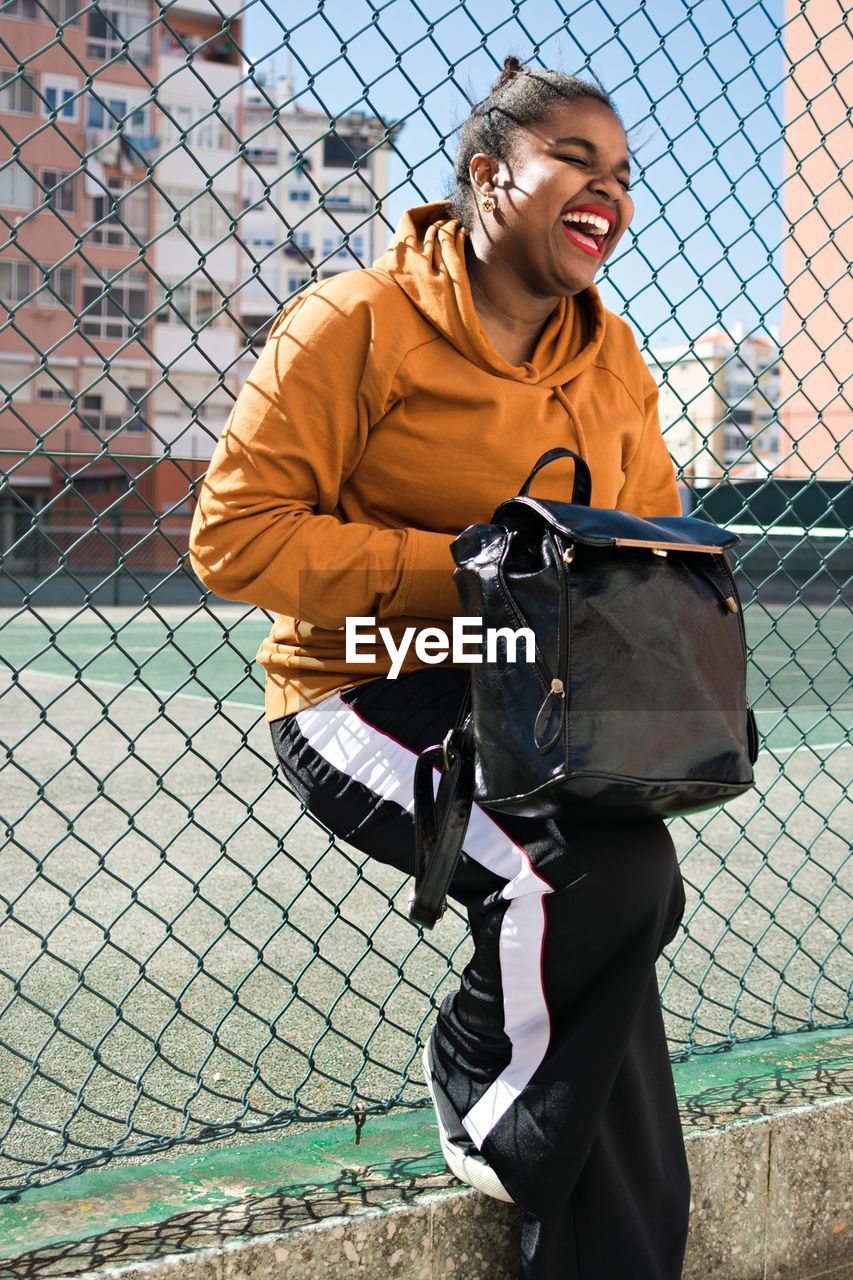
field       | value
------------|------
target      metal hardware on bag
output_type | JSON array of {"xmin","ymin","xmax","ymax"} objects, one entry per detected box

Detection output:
[
  {"xmin": 651, "ymin": 547, "xmax": 668, "ymax": 557},
  {"xmin": 612, "ymin": 537, "xmax": 723, "ymax": 553},
  {"xmin": 441, "ymin": 728, "xmax": 454, "ymax": 771},
  {"xmin": 562, "ymin": 544, "xmax": 575, "ymax": 564},
  {"xmin": 724, "ymin": 596, "xmax": 739, "ymax": 613},
  {"xmin": 550, "ymin": 678, "xmax": 565, "ymax": 695}
]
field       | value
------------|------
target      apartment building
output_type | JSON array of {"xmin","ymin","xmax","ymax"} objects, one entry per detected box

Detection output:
[
  {"xmin": 1, "ymin": 0, "xmax": 159, "ymax": 536},
  {"xmin": 1, "ymin": 21, "xmax": 401, "ymax": 530},
  {"xmin": 146, "ymin": 0, "xmax": 246, "ymax": 508},
  {"xmin": 239, "ymin": 72, "xmax": 400, "ymax": 340},
  {"xmin": 645, "ymin": 324, "xmax": 782, "ymax": 488}
]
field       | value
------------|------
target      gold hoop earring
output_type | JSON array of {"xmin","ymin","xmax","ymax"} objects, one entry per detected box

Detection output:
[{"xmin": 481, "ymin": 195, "xmax": 496, "ymax": 213}]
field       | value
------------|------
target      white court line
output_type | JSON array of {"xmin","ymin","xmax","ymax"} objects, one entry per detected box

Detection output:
[
  {"xmin": 0, "ymin": 665, "xmax": 263, "ymax": 710},
  {"xmin": 2, "ymin": 669, "xmax": 847, "ymax": 752},
  {"xmin": 769, "ymin": 740, "xmax": 849, "ymax": 756},
  {"xmin": 6, "ymin": 667, "xmax": 847, "ymax": 715}
]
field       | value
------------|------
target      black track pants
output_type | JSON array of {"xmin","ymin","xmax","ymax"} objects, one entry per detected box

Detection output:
[{"xmin": 269, "ymin": 666, "xmax": 691, "ymax": 1280}]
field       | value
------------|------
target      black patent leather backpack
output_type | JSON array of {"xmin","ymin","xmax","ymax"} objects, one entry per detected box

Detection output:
[{"xmin": 409, "ymin": 447, "xmax": 760, "ymax": 929}]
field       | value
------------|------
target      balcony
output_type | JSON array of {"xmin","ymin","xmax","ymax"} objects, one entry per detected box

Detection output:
[
  {"xmin": 324, "ymin": 195, "xmax": 370, "ymax": 213},
  {"xmin": 84, "ymin": 129, "xmax": 159, "ymax": 169},
  {"xmin": 245, "ymin": 148, "xmax": 279, "ymax": 166}
]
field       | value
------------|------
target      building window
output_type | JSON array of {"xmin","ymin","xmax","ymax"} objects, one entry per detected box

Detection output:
[
  {"xmin": 195, "ymin": 285, "xmax": 224, "ymax": 327},
  {"xmin": 246, "ymin": 145, "xmax": 278, "ymax": 165},
  {"xmin": 322, "ymin": 234, "xmax": 363, "ymax": 260},
  {"xmin": 289, "ymin": 189, "xmax": 311, "ymax": 202},
  {"xmin": 42, "ymin": 76, "xmax": 79, "ymax": 121},
  {"xmin": 41, "ymin": 169, "xmax": 77, "ymax": 213},
  {"xmin": 154, "ymin": 187, "xmax": 237, "ymax": 240},
  {"xmin": 288, "ymin": 148, "xmax": 311, "ymax": 175},
  {"xmin": 37, "ymin": 264, "xmax": 75, "ymax": 308},
  {"xmin": 194, "ymin": 191, "xmax": 233, "ymax": 240},
  {"xmin": 325, "ymin": 184, "xmax": 370, "ymax": 213},
  {"xmin": 86, "ymin": 92, "xmax": 148, "ymax": 134},
  {"xmin": 160, "ymin": 102, "xmax": 193, "ymax": 142},
  {"xmin": 80, "ymin": 384, "xmax": 146, "ymax": 434},
  {"xmin": 0, "ymin": 68, "xmax": 36, "ymax": 114},
  {"xmin": 9, "ymin": 0, "xmax": 81, "ymax": 20},
  {"xmin": 81, "ymin": 270, "xmax": 147, "ymax": 339},
  {"xmin": 74, "ymin": 473, "xmax": 126, "ymax": 493},
  {"xmin": 86, "ymin": 177, "xmax": 148, "ymax": 247},
  {"xmin": 155, "ymin": 279, "xmax": 192, "ymax": 326},
  {"xmin": 0, "ymin": 360, "xmax": 34, "ymax": 401},
  {"xmin": 154, "ymin": 278, "xmax": 228, "ymax": 330},
  {"xmin": 194, "ymin": 110, "xmax": 233, "ymax": 151},
  {"xmin": 284, "ymin": 229, "xmax": 312, "ymax": 258},
  {"xmin": 0, "ymin": 260, "xmax": 33, "ymax": 304},
  {"xmin": 286, "ymin": 275, "xmax": 309, "ymax": 294},
  {"xmin": 723, "ymin": 425, "xmax": 751, "ymax": 461},
  {"xmin": 124, "ymin": 387, "xmax": 146, "ymax": 431},
  {"xmin": 87, "ymin": 0, "xmax": 152, "ymax": 65},
  {"xmin": 160, "ymin": 105, "xmax": 235, "ymax": 151},
  {"xmin": 4, "ymin": 0, "xmax": 38, "ymax": 18},
  {"xmin": 322, "ymin": 131, "xmax": 369, "ymax": 170},
  {"xmin": 36, "ymin": 371, "xmax": 71, "ymax": 399},
  {"xmin": 0, "ymin": 164, "xmax": 35, "ymax": 210},
  {"xmin": 46, "ymin": 0, "xmax": 82, "ymax": 23}
]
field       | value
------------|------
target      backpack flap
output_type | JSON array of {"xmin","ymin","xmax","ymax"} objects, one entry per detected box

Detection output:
[{"xmin": 491, "ymin": 495, "xmax": 741, "ymax": 554}]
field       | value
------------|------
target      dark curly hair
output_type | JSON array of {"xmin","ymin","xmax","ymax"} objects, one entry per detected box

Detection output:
[{"xmin": 447, "ymin": 55, "xmax": 623, "ymax": 232}]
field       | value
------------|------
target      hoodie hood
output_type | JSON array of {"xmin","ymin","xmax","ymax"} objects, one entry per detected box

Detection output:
[{"xmin": 372, "ymin": 200, "xmax": 607, "ymax": 390}]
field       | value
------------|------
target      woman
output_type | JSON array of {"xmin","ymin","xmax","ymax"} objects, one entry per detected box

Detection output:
[{"xmin": 189, "ymin": 57, "xmax": 691, "ymax": 1280}]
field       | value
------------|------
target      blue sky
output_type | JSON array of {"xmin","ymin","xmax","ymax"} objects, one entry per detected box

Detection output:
[{"xmin": 244, "ymin": 0, "xmax": 788, "ymax": 352}]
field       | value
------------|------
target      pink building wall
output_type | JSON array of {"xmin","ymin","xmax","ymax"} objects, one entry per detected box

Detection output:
[
  {"xmin": 1, "ymin": 10, "xmax": 158, "ymax": 505},
  {"xmin": 778, "ymin": 0, "xmax": 852, "ymax": 481}
]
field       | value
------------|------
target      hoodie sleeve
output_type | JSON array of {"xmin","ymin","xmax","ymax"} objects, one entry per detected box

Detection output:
[
  {"xmin": 188, "ymin": 276, "xmax": 458, "ymax": 630},
  {"xmin": 616, "ymin": 360, "xmax": 682, "ymax": 518}
]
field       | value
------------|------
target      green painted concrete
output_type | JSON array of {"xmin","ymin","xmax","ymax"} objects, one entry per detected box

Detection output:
[
  {"xmin": 671, "ymin": 1025, "xmax": 852, "ymax": 1097},
  {"xmin": 2, "ymin": 1027, "xmax": 850, "ymax": 1260}
]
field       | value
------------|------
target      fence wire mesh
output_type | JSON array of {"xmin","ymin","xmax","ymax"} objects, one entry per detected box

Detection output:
[{"xmin": 0, "ymin": 0, "xmax": 850, "ymax": 1203}]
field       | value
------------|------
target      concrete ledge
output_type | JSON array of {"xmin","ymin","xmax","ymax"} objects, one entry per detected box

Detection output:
[{"xmin": 1, "ymin": 1028, "xmax": 850, "ymax": 1280}]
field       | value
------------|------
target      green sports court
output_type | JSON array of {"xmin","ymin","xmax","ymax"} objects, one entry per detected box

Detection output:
[{"xmin": 1, "ymin": 595, "xmax": 849, "ymax": 1199}]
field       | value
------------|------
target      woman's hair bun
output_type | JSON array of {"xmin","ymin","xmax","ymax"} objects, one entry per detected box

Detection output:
[{"xmin": 493, "ymin": 55, "xmax": 525, "ymax": 92}]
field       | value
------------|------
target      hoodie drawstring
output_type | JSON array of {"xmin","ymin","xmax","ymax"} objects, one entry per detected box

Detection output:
[{"xmin": 552, "ymin": 384, "xmax": 590, "ymax": 474}]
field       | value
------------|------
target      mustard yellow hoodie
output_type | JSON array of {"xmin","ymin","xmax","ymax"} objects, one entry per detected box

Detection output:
[{"xmin": 188, "ymin": 201, "xmax": 681, "ymax": 721}]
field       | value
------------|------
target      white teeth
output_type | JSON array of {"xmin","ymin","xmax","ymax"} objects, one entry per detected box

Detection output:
[{"xmin": 561, "ymin": 211, "xmax": 610, "ymax": 236}]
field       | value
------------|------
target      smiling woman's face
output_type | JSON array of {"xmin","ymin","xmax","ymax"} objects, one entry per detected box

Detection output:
[{"xmin": 470, "ymin": 96, "xmax": 635, "ymax": 298}]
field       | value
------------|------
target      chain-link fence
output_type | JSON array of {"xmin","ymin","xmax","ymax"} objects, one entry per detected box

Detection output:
[{"xmin": 0, "ymin": 0, "xmax": 850, "ymax": 1204}]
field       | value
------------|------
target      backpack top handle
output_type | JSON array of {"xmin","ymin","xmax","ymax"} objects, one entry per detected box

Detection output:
[{"xmin": 518, "ymin": 447, "xmax": 592, "ymax": 507}]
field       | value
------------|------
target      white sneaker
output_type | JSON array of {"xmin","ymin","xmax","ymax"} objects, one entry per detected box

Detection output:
[{"xmin": 422, "ymin": 1032, "xmax": 515, "ymax": 1203}]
